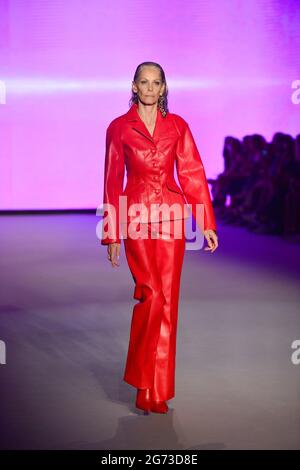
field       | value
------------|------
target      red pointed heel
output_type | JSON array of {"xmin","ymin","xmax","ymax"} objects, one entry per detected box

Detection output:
[
  {"xmin": 150, "ymin": 400, "xmax": 169, "ymax": 414},
  {"xmin": 136, "ymin": 388, "xmax": 152, "ymax": 413}
]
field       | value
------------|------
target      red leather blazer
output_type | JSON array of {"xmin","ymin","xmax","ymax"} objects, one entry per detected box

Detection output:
[{"xmin": 101, "ymin": 102, "xmax": 217, "ymax": 244}]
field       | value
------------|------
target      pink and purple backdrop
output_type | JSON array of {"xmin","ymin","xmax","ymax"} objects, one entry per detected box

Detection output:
[{"xmin": 0, "ymin": 0, "xmax": 299, "ymax": 209}]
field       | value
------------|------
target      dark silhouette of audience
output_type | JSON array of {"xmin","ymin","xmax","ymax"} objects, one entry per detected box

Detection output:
[{"xmin": 208, "ymin": 132, "xmax": 300, "ymax": 239}]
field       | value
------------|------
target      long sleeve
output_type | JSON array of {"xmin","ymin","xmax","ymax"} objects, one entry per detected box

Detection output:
[
  {"xmin": 101, "ymin": 121, "xmax": 125, "ymax": 245},
  {"xmin": 175, "ymin": 120, "xmax": 217, "ymax": 233}
]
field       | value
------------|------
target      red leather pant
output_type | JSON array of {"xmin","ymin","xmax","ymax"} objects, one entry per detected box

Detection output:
[{"xmin": 122, "ymin": 218, "xmax": 186, "ymax": 401}]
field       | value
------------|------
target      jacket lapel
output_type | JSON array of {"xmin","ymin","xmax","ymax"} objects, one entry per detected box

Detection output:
[{"xmin": 125, "ymin": 102, "xmax": 163, "ymax": 143}]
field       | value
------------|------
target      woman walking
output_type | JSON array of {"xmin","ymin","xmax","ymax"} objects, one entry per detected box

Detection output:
[{"xmin": 101, "ymin": 61, "xmax": 218, "ymax": 414}]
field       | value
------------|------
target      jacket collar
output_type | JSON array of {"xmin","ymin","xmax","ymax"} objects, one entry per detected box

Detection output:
[{"xmin": 125, "ymin": 102, "xmax": 165, "ymax": 143}]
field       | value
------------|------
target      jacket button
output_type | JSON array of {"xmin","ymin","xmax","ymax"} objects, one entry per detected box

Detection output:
[
  {"xmin": 152, "ymin": 162, "xmax": 158, "ymax": 167},
  {"xmin": 153, "ymin": 175, "xmax": 158, "ymax": 180},
  {"xmin": 154, "ymin": 189, "xmax": 160, "ymax": 194},
  {"xmin": 151, "ymin": 149, "xmax": 156, "ymax": 154}
]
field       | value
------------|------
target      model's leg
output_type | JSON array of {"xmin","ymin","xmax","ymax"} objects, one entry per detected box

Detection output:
[
  {"xmin": 151, "ymin": 218, "xmax": 186, "ymax": 402},
  {"xmin": 123, "ymin": 223, "xmax": 166, "ymax": 389}
]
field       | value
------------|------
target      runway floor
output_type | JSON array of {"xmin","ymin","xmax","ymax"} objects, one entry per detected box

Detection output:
[{"xmin": 0, "ymin": 213, "xmax": 299, "ymax": 450}]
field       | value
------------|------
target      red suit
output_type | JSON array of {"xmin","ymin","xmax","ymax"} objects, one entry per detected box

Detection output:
[{"xmin": 101, "ymin": 102, "xmax": 217, "ymax": 401}]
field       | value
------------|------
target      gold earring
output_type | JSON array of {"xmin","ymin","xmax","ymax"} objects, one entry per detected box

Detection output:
[{"xmin": 158, "ymin": 95, "xmax": 167, "ymax": 117}]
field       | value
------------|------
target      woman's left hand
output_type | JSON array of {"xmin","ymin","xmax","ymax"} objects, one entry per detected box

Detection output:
[{"xmin": 203, "ymin": 229, "xmax": 219, "ymax": 253}]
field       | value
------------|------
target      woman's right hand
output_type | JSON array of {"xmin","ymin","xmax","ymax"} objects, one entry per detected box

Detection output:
[{"xmin": 107, "ymin": 242, "xmax": 121, "ymax": 267}]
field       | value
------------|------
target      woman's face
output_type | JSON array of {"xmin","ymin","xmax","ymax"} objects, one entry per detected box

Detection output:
[{"xmin": 132, "ymin": 66, "xmax": 165, "ymax": 106}]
